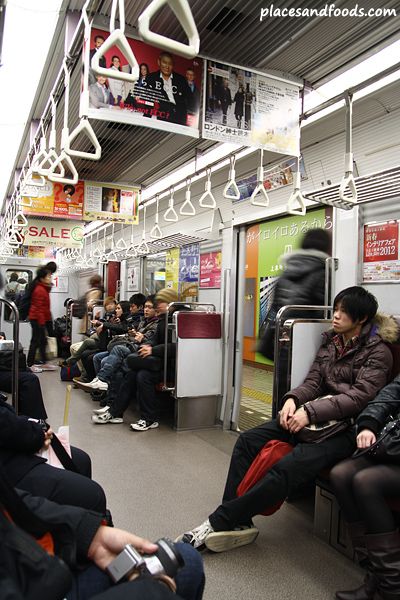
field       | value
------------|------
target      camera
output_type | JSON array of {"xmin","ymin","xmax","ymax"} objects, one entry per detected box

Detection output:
[{"xmin": 106, "ymin": 538, "xmax": 184, "ymax": 584}]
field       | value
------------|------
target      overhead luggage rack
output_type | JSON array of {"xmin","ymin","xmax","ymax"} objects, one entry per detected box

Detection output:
[
  {"xmin": 136, "ymin": 232, "xmax": 207, "ymax": 254},
  {"xmin": 304, "ymin": 165, "xmax": 400, "ymax": 210}
]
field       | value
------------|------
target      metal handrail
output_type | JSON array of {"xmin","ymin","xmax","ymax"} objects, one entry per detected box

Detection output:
[
  {"xmin": 163, "ymin": 302, "xmax": 216, "ymax": 391},
  {"xmin": 0, "ymin": 297, "xmax": 20, "ymax": 413}
]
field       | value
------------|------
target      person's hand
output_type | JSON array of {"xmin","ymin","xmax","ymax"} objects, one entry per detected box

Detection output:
[
  {"xmin": 139, "ymin": 345, "xmax": 152, "ymax": 358},
  {"xmin": 279, "ymin": 398, "xmax": 297, "ymax": 430},
  {"xmin": 96, "ymin": 325, "xmax": 103, "ymax": 335},
  {"xmin": 88, "ymin": 526, "xmax": 158, "ymax": 571},
  {"xmin": 91, "ymin": 320, "xmax": 101, "ymax": 326},
  {"xmin": 357, "ymin": 429, "xmax": 376, "ymax": 448},
  {"xmin": 134, "ymin": 332, "xmax": 144, "ymax": 343},
  {"xmin": 41, "ymin": 427, "xmax": 54, "ymax": 450},
  {"xmin": 288, "ymin": 407, "xmax": 310, "ymax": 433}
]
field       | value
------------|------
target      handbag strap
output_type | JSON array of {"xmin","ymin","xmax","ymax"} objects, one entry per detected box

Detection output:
[
  {"xmin": 353, "ymin": 419, "xmax": 400, "ymax": 459},
  {"xmin": 50, "ymin": 434, "xmax": 79, "ymax": 473}
]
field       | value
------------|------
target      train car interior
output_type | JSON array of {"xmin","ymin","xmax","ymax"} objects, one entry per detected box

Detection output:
[{"xmin": 1, "ymin": 1, "xmax": 400, "ymax": 598}]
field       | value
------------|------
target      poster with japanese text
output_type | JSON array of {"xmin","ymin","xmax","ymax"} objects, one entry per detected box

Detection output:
[
  {"xmin": 203, "ymin": 60, "xmax": 300, "ymax": 155},
  {"xmin": 200, "ymin": 251, "xmax": 222, "ymax": 288},
  {"xmin": 362, "ymin": 222, "xmax": 400, "ymax": 282},
  {"xmin": 82, "ymin": 28, "xmax": 203, "ymax": 138},
  {"xmin": 21, "ymin": 219, "xmax": 84, "ymax": 248},
  {"xmin": 179, "ymin": 243, "xmax": 199, "ymax": 283},
  {"xmin": 84, "ymin": 182, "xmax": 139, "ymax": 224},
  {"xmin": 243, "ymin": 208, "xmax": 331, "ymax": 365},
  {"xmin": 127, "ymin": 259, "xmax": 140, "ymax": 292},
  {"xmin": 165, "ymin": 248, "xmax": 180, "ymax": 291},
  {"xmin": 22, "ymin": 179, "xmax": 84, "ymax": 219}
]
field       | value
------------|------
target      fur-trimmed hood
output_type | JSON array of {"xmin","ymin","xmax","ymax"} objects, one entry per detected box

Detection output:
[{"xmin": 372, "ymin": 313, "xmax": 400, "ymax": 344}]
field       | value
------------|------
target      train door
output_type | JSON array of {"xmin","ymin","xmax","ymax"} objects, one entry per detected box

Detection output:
[{"xmin": 227, "ymin": 208, "xmax": 333, "ymax": 431}]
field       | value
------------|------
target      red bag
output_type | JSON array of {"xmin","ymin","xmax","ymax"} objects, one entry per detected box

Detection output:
[{"xmin": 237, "ymin": 439, "xmax": 294, "ymax": 516}]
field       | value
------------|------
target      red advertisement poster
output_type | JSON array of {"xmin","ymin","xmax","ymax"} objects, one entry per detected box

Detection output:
[
  {"xmin": 363, "ymin": 222, "xmax": 400, "ymax": 282},
  {"xmin": 200, "ymin": 252, "xmax": 222, "ymax": 288}
]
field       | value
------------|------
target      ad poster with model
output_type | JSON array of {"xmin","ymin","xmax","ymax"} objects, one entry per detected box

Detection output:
[
  {"xmin": 82, "ymin": 28, "xmax": 203, "ymax": 138},
  {"xmin": 199, "ymin": 251, "xmax": 222, "ymax": 288},
  {"xmin": 363, "ymin": 221, "xmax": 400, "ymax": 282},
  {"xmin": 202, "ymin": 59, "xmax": 300, "ymax": 156},
  {"xmin": 84, "ymin": 182, "xmax": 140, "ymax": 224},
  {"xmin": 22, "ymin": 179, "xmax": 84, "ymax": 219}
]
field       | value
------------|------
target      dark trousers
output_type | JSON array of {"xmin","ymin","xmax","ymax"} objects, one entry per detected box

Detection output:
[
  {"xmin": 27, "ymin": 320, "xmax": 47, "ymax": 366},
  {"xmin": 81, "ymin": 350, "xmax": 98, "ymax": 381},
  {"xmin": 331, "ymin": 456, "xmax": 400, "ymax": 533},
  {"xmin": 110, "ymin": 369, "xmax": 160, "ymax": 422},
  {"xmin": 209, "ymin": 419, "xmax": 356, "ymax": 531},
  {"xmin": 16, "ymin": 447, "xmax": 107, "ymax": 514},
  {"xmin": 0, "ymin": 370, "xmax": 47, "ymax": 419}
]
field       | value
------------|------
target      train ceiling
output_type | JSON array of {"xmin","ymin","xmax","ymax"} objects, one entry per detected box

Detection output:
[{"xmin": 4, "ymin": 0, "xmax": 400, "ymax": 204}]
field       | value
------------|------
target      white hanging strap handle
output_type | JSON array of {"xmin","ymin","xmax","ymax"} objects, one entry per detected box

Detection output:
[
  {"xmin": 91, "ymin": 0, "xmax": 139, "ymax": 83},
  {"xmin": 80, "ymin": 0, "xmax": 92, "ymax": 117},
  {"xmin": 137, "ymin": 204, "xmax": 150, "ymax": 254},
  {"xmin": 12, "ymin": 211, "xmax": 28, "ymax": 228},
  {"xmin": 38, "ymin": 96, "xmax": 65, "ymax": 177},
  {"xmin": 199, "ymin": 168, "xmax": 216, "ymax": 208},
  {"xmin": 116, "ymin": 224, "xmax": 128, "ymax": 250},
  {"xmin": 138, "ymin": 0, "xmax": 200, "ymax": 59},
  {"xmin": 223, "ymin": 155, "xmax": 240, "ymax": 200},
  {"xmin": 47, "ymin": 151, "xmax": 79, "ymax": 184},
  {"xmin": 251, "ymin": 150, "xmax": 269, "ymax": 207},
  {"xmin": 66, "ymin": 119, "xmax": 102, "ymax": 161},
  {"xmin": 150, "ymin": 195, "xmax": 163, "ymax": 239},
  {"xmin": 17, "ymin": 194, "xmax": 33, "ymax": 209},
  {"xmin": 287, "ymin": 170, "xmax": 306, "ymax": 216},
  {"xmin": 126, "ymin": 222, "xmax": 138, "ymax": 256},
  {"xmin": 180, "ymin": 178, "xmax": 196, "ymax": 216},
  {"xmin": 31, "ymin": 121, "xmax": 49, "ymax": 175},
  {"xmin": 339, "ymin": 94, "xmax": 357, "ymax": 203},
  {"xmin": 164, "ymin": 188, "xmax": 179, "ymax": 222}
]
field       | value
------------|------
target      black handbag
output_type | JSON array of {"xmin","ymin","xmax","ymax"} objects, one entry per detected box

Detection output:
[
  {"xmin": 296, "ymin": 395, "xmax": 353, "ymax": 444},
  {"xmin": 353, "ymin": 419, "xmax": 400, "ymax": 463}
]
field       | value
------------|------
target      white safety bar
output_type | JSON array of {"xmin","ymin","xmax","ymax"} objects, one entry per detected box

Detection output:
[
  {"xmin": 250, "ymin": 149, "xmax": 269, "ymax": 207},
  {"xmin": 91, "ymin": 0, "xmax": 139, "ymax": 83},
  {"xmin": 287, "ymin": 157, "xmax": 306, "ymax": 216},
  {"xmin": 339, "ymin": 94, "xmax": 358, "ymax": 203},
  {"xmin": 180, "ymin": 178, "xmax": 196, "ymax": 215},
  {"xmin": 223, "ymin": 155, "xmax": 240, "ymax": 200},
  {"xmin": 199, "ymin": 168, "xmax": 216, "ymax": 208},
  {"xmin": 150, "ymin": 195, "xmax": 163, "ymax": 239},
  {"xmin": 164, "ymin": 188, "xmax": 179, "ymax": 222},
  {"xmin": 138, "ymin": 0, "xmax": 200, "ymax": 59}
]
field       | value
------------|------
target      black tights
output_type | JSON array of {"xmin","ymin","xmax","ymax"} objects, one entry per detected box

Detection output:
[{"xmin": 331, "ymin": 456, "xmax": 400, "ymax": 534}]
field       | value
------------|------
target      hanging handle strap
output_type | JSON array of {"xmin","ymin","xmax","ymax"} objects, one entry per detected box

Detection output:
[
  {"xmin": 250, "ymin": 150, "xmax": 269, "ymax": 207},
  {"xmin": 223, "ymin": 155, "xmax": 240, "ymax": 200},
  {"xmin": 47, "ymin": 151, "xmax": 79, "ymax": 184},
  {"xmin": 199, "ymin": 169, "xmax": 216, "ymax": 208},
  {"xmin": 180, "ymin": 178, "xmax": 196, "ymax": 215},
  {"xmin": 164, "ymin": 189, "xmax": 179, "ymax": 221},
  {"xmin": 150, "ymin": 195, "xmax": 163, "ymax": 239},
  {"xmin": 66, "ymin": 118, "xmax": 102, "ymax": 160},
  {"xmin": 339, "ymin": 94, "xmax": 357, "ymax": 203},
  {"xmin": 287, "ymin": 171, "xmax": 306, "ymax": 216},
  {"xmin": 138, "ymin": 0, "xmax": 200, "ymax": 59}
]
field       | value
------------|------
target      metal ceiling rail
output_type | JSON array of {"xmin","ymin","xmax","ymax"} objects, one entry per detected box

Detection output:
[
  {"xmin": 304, "ymin": 165, "xmax": 400, "ymax": 210},
  {"xmin": 302, "ymin": 61, "xmax": 400, "ymax": 121}
]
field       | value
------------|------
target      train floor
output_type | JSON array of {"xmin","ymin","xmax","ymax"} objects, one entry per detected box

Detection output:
[{"xmin": 38, "ymin": 369, "xmax": 362, "ymax": 600}]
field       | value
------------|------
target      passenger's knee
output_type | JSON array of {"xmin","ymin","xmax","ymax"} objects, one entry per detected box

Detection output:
[
  {"xmin": 330, "ymin": 461, "xmax": 353, "ymax": 491},
  {"xmin": 71, "ymin": 446, "xmax": 92, "ymax": 478},
  {"xmin": 353, "ymin": 469, "xmax": 375, "ymax": 496}
]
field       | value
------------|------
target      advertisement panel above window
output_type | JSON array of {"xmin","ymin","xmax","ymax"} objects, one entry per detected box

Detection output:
[{"xmin": 84, "ymin": 181, "xmax": 140, "ymax": 224}]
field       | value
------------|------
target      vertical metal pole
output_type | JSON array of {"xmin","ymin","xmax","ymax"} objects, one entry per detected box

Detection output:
[{"xmin": 0, "ymin": 298, "xmax": 19, "ymax": 412}]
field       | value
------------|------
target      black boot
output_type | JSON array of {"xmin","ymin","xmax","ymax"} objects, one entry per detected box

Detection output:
[
  {"xmin": 365, "ymin": 531, "xmax": 400, "ymax": 599},
  {"xmin": 335, "ymin": 522, "xmax": 378, "ymax": 600}
]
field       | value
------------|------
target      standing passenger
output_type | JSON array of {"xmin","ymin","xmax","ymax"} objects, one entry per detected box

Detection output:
[{"xmin": 27, "ymin": 267, "xmax": 52, "ymax": 368}]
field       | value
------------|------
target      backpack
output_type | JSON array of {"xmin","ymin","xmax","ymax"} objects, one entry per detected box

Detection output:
[
  {"xmin": 60, "ymin": 363, "xmax": 81, "ymax": 381},
  {"xmin": 16, "ymin": 285, "xmax": 34, "ymax": 321},
  {"xmin": 71, "ymin": 294, "xmax": 87, "ymax": 319}
]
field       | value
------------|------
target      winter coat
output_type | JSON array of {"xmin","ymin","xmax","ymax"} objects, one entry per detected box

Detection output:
[
  {"xmin": 356, "ymin": 373, "xmax": 400, "ymax": 434},
  {"xmin": 28, "ymin": 282, "xmax": 51, "ymax": 326},
  {"xmin": 258, "ymin": 248, "xmax": 329, "ymax": 359},
  {"xmin": 0, "ymin": 398, "xmax": 46, "ymax": 485},
  {"xmin": 107, "ymin": 316, "xmax": 159, "ymax": 352},
  {"xmin": 283, "ymin": 313, "xmax": 399, "ymax": 424}
]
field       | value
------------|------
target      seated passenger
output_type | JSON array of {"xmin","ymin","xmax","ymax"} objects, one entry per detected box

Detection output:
[
  {"xmin": 0, "ymin": 468, "xmax": 205, "ymax": 600},
  {"xmin": 91, "ymin": 288, "xmax": 178, "ymax": 429},
  {"xmin": 331, "ymin": 372, "xmax": 400, "ymax": 600},
  {"xmin": 0, "ymin": 332, "xmax": 47, "ymax": 419},
  {"xmin": 78, "ymin": 295, "xmax": 158, "ymax": 394},
  {"xmin": 179, "ymin": 287, "xmax": 397, "ymax": 552},
  {"xmin": 0, "ymin": 394, "xmax": 107, "ymax": 514}
]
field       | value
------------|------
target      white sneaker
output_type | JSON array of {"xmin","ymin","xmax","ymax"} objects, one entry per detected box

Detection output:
[
  {"xmin": 76, "ymin": 377, "xmax": 108, "ymax": 391},
  {"xmin": 179, "ymin": 519, "xmax": 214, "ymax": 550},
  {"xmin": 41, "ymin": 364, "xmax": 58, "ymax": 371},
  {"xmin": 92, "ymin": 411, "xmax": 123, "ymax": 424},
  {"xmin": 205, "ymin": 526, "xmax": 259, "ymax": 553},
  {"xmin": 92, "ymin": 405, "xmax": 110, "ymax": 415},
  {"xmin": 130, "ymin": 419, "xmax": 159, "ymax": 431}
]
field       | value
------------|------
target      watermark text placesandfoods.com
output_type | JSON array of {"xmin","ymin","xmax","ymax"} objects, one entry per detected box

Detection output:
[{"xmin": 260, "ymin": 4, "xmax": 397, "ymax": 20}]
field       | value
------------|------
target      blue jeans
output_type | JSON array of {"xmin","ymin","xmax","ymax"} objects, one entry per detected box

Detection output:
[
  {"xmin": 67, "ymin": 542, "xmax": 204, "ymax": 600},
  {"xmin": 98, "ymin": 346, "xmax": 131, "ymax": 383},
  {"xmin": 93, "ymin": 352, "xmax": 109, "ymax": 374}
]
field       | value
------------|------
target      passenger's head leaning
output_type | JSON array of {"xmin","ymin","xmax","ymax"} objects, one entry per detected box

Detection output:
[
  {"xmin": 155, "ymin": 288, "xmax": 178, "ymax": 315},
  {"xmin": 333, "ymin": 286, "xmax": 378, "ymax": 339},
  {"xmin": 301, "ymin": 228, "xmax": 331, "ymax": 255},
  {"xmin": 129, "ymin": 293, "xmax": 146, "ymax": 314}
]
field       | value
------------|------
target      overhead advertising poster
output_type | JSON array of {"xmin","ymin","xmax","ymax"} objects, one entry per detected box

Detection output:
[
  {"xmin": 21, "ymin": 219, "xmax": 84, "ymax": 248},
  {"xmin": 82, "ymin": 28, "xmax": 203, "ymax": 138},
  {"xmin": 84, "ymin": 182, "xmax": 140, "ymax": 224},
  {"xmin": 127, "ymin": 259, "xmax": 140, "ymax": 292},
  {"xmin": 179, "ymin": 244, "xmax": 199, "ymax": 301},
  {"xmin": 363, "ymin": 221, "xmax": 400, "ymax": 282},
  {"xmin": 22, "ymin": 179, "xmax": 84, "ymax": 219},
  {"xmin": 235, "ymin": 156, "xmax": 307, "ymax": 203},
  {"xmin": 165, "ymin": 248, "xmax": 180, "ymax": 291},
  {"xmin": 203, "ymin": 60, "xmax": 300, "ymax": 156},
  {"xmin": 200, "ymin": 251, "xmax": 222, "ymax": 288}
]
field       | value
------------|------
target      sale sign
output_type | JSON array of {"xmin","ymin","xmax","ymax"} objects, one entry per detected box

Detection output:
[{"xmin": 21, "ymin": 219, "xmax": 84, "ymax": 248}]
